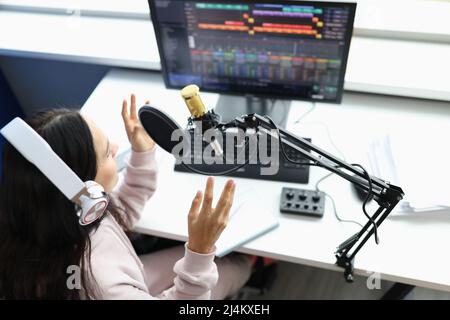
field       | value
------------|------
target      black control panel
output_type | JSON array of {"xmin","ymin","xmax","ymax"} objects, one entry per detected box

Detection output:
[{"xmin": 280, "ymin": 187, "xmax": 325, "ymax": 218}]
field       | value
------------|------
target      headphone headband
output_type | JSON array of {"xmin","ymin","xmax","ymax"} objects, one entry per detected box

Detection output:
[{"xmin": 1, "ymin": 117, "xmax": 108, "ymax": 225}]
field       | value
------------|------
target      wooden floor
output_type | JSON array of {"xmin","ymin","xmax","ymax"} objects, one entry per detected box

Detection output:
[{"xmin": 238, "ymin": 261, "xmax": 450, "ymax": 300}]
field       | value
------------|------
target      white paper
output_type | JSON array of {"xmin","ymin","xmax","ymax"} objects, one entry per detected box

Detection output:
[
  {"xmin": 214, "ymin": 187, "xmax": 279, "ymax": 257},
  {"xmin": 367, "ymin": 132, "xmax": 450, "ymax": 214}
]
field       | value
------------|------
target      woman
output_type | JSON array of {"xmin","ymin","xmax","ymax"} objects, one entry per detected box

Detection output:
[{"xmin": 0, "ymin": 94, "xmax": 252, "ymax": 299}]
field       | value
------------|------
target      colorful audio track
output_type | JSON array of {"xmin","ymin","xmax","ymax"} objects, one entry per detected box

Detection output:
[
  {"xmin": 193, "ymin": 2, "xmax": 338, "ymax": 40},
  {"xmin": 190, "ymin": 48, "xmax": 340, "ymax": 87},
  {"xmin": 182, "ymin": 2, "xmax": 348, "ymax": 94}
]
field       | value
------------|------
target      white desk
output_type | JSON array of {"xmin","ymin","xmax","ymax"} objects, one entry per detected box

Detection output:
[{"xmin": 82, "ymin": 68, "xmax": 450, "ymax": 292}]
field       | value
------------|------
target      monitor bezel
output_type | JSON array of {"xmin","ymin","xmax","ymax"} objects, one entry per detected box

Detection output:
[{"xmin": 148, "ymin": 0, "xmax": 356, "ymax": 104}]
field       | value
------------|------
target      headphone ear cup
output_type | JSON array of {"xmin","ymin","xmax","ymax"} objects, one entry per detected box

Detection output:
[
  {"xmin": 77, "ymin": 181, "xmax": 109, "ymax": 226},
  {"xmin": 79, "ymin": 197, "xmax": 108, "ymax": 226}
]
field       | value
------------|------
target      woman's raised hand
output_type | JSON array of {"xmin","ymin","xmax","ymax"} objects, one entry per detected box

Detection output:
[
  {"xmin": 187, "ymin": 177, "xmax": 236, "ymax": 254},
  {"xmin": 121, "ymin": 94, "xmax": 155, "ymax": 152}
]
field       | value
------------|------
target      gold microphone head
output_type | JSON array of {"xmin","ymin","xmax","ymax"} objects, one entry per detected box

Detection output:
[{"xmin": 181, "ymin": 84, "xmax": 207, "ymax": 118}]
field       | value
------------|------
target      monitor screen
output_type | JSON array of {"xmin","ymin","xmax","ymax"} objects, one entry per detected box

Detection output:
[{"xmin": 149, "ymin": 0, "xmax": 356, "ymax": 103}]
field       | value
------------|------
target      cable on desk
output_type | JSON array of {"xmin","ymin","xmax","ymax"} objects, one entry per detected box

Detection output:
[
  {"xmin": 292, "ymin": 119, "xmax": 346, "ymax": 162},
  {"xmin": 293, "ymin": 101, "xmax": 316, "ymax": 125},
  {"xmin": 267, "ymin": 98, "xmax": 289, "ymax": 126},
  {"xmin": 315, "ymin": 172, "xmax": 363, "ymax": 228},
  {"xmin": 266, "ymin": 115, "xmax": 379, "ymax": 244},
  {"xmin": 292, "ymin": 111, "xmax": 370, "ymax": 229}
]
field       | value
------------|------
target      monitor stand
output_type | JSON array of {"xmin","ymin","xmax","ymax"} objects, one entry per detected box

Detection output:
[{"xmin": 214, "ymin": 94, "xmax": 291, "ymax": 129}]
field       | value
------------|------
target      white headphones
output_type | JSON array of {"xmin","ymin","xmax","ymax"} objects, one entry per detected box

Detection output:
[{"xmin": 1, "ymin": 117, "xmax": 108, "ymax": 226}]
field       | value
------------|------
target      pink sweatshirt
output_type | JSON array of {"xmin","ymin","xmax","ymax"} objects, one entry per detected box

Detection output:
[{"xmin": 87, "ymin": 148, "xmax": 218, "ymax": 299}]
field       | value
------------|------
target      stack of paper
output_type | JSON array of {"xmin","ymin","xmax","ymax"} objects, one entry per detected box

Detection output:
[{"xmin": 367, "ymin": 133, "xmax": 450, "ymax": 214}]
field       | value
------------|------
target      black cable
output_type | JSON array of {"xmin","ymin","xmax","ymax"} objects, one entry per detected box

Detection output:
[
  {"xmin": 182, "ymin": 112, "xmax": 321, "ymax": 176},
  {"xmin": 184, "ymin": 115, "xmax": 378, "ymax": 245},
  {"xmin": 314, "ymin": 164, "xmax": 378, "ymax": 242},
  {"xmin": 264, "ymin": 115, "xmax": 322, "ymax": 170},
  {"xmin": 351, "ymin": 163, "xmax": 379, "ymax": 244},
  {"xmin": 264, "ymin": 115, "xmax": 379, "ymax": 244}
]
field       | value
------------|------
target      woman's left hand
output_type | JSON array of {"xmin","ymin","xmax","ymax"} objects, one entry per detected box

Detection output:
[{"xmin": 121, "ymin": 94, "xmax": 155, "ymax": 152}]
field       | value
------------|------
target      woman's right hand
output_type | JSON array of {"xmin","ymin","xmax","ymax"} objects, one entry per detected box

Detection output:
[{"xmin": 187, "ymin": 177, "xmax": 236, "ymax": 254}]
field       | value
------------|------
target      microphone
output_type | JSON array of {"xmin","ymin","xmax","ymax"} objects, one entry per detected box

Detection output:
[
  {"xmin": 138, "ymin": 84, "xmax": 223, "ymax": 159},
  {"xmin": 180, "ymin": 84, "xmax": 207, "ymax": 118},
  {"xmin": 138, "ymin": 85, "xmax": 256, "ymax": 176},
  {"xmin": 180, "ymin": 84, "xmax": 223, "ymax": 156}
]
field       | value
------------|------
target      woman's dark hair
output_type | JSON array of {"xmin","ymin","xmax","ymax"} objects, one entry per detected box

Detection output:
[{"xmin": 0, "ymin": 109, "xmax": 106, "ymax": 299}]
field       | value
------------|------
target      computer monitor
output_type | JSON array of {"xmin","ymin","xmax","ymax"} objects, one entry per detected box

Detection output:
[{"xmin": 149, "ymin": 0, "xmax": 356, "ymax": 126}]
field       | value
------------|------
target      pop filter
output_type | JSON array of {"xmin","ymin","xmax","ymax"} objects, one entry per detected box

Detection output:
[{"xmin": 138, "ymin": 105, "xmax": 183, "ymax": 154}]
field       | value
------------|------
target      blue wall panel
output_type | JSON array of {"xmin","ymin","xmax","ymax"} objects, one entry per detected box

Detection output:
[{"xmin": 0, "ymin": 68, "xmax": 23, "ymax": 177}]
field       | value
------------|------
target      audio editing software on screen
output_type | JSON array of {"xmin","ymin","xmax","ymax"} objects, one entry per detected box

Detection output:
[{"xmin": 153, "ymin": 1, "xmax": 354, "ymax": 102}]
